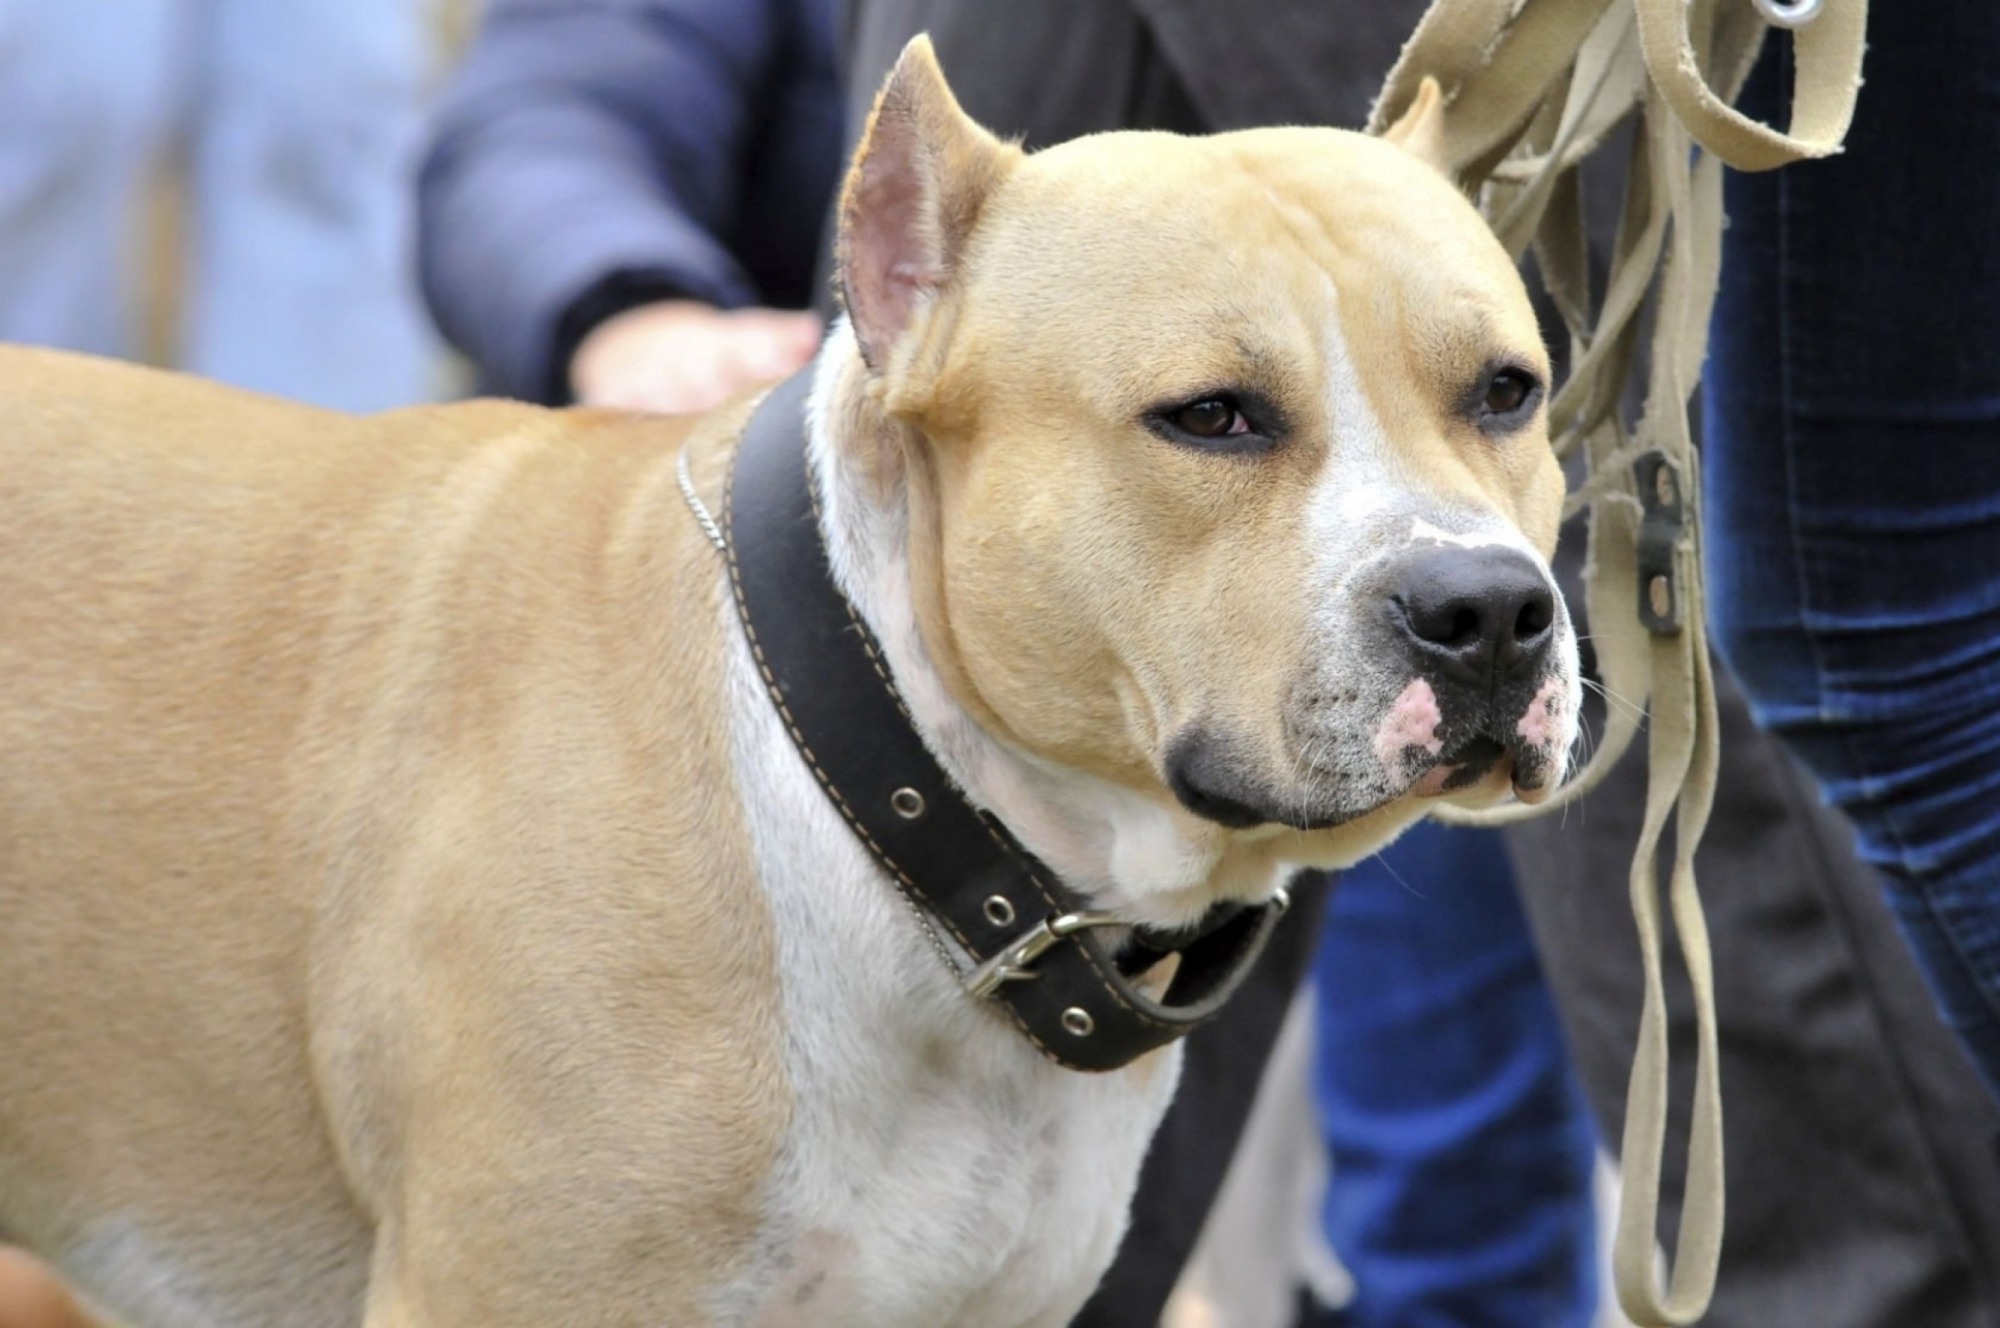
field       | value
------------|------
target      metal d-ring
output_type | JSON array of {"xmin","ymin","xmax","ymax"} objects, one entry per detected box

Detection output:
[{"xmin": 1751, "ymin": 0, "xmax": 1822, "ymax": 29}]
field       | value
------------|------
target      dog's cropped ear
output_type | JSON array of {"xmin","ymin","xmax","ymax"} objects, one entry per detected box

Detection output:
[
  {"xmin": 836, "ymin": 35, "xmax": 1018, "ymax": 373},
  {"xmin": 1380, "ymin": 76, "xmax": 1453, "ymax": 179}
]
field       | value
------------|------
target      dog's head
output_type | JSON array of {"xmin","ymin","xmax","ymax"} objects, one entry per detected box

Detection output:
[{"xmin": 830, "ymin": 39, "xmax": 1579, "ymax": 905}]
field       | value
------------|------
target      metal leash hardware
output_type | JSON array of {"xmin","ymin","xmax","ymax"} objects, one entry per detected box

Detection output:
[{"xmin": 1752, "ymin": 0, "xmax": 1822, "ymax": 30}]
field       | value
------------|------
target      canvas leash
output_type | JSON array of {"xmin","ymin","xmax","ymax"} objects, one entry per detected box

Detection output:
[{"xmin": 1365, "ymin": 1, "xmax": 1866, "ymax": 1322}]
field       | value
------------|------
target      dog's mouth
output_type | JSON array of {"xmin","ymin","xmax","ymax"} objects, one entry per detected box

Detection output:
[
  {"xmin": 1401, "ymin": 730, "xmax": 1558, "ymax": 805},
  {"xmin": 1407, "ymin": 734, "xmax": 1508, "ymax": 793},
  {"xmin": 1169, "ymin": 706, "xmax": 1565, "ymax": 834}
]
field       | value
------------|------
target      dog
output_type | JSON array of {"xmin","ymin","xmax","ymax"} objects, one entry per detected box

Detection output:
[{"xmin": 0, "ymin": 39, "xmax": 1579, "ymax": 1328}]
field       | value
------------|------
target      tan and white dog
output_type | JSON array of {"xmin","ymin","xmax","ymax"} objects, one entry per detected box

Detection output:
[{"xmin": 0, "ymin": 40, "xmax": 1579, "ymax": 1328}]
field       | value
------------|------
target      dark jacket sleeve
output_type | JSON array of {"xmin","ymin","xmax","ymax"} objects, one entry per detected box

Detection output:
[{"xmin": 419, "ymin": 0, "xmax": 802, "ymax": 402}]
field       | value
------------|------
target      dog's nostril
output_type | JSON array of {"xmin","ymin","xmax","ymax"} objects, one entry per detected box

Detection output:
[
  {"xmin": 1514, "ymin": 594, "xmax": 1553, "ymax": 642},
  {"xmin": 1395, "ymin": 595, "xmax": 1488, "ymax": 649}
]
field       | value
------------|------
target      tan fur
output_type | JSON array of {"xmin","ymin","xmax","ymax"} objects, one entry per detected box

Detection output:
[
  {"xmin": 1380, "ymin": 76, "xmax": 1452, "ymax": 175},
  {"xmin": 0, "ymin": 351, "xmax": 786, "ymax": 1325}
]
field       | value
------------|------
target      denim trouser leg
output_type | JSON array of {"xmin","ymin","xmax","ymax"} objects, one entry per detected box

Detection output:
[
  {"xmin": 0, "ymin": 0, "xmax": 183, "ymax": 357},
  {"xmin": 185, "ymin": 0, "xmax": 438, "ymax": 411},
  {"xmin": 1704, "ymin": 5, "xmax": 2000, "ymax": 1096},
  {"xmin": 1313, "ymin": 822, "xmax": 1598, "ymax": 1328}
]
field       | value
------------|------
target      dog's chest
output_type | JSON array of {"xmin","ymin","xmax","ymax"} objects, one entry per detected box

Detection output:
[
  {"xmin": 731, "ymin": 1027, "xmax": 1174, "ymax": 1328},
  {"xmin": 715, "ymin": 644, "xmax": 1178, "ymax": 1327}
]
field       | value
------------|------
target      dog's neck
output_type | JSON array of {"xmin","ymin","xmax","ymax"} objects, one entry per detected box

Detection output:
[{"xmin": 802, "ymin": 325, "xmax": 1295, "ymax": 930}]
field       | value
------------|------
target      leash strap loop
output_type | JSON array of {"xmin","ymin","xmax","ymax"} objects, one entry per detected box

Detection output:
[{"xmin": 1636, "ymin": 0, "xmax": 1866, "ymax": 171}]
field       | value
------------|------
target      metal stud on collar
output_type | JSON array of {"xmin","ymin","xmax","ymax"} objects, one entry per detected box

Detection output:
[
  {"xmin": 982, "ymin": 895, "xmax": 1016, "ymax": 927},
  {"xmin": 1061, "ymin": 1007, "xmax": 1095, "ymax": 1037},
  {"xmin": 889, "ymin": 787, "xmax": 926, "ymax": 820}
]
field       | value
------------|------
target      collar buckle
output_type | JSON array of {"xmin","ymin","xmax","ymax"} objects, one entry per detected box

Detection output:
[{"xmin": 964, "ymin": 909, "xmax": 1123, "ymax": 1000}]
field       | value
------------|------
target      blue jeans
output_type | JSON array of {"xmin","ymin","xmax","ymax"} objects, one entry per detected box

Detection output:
[
  {"xmin": 1312, "ymin": 823, "xmax": 1599, "ymax": 1328},
  {"xmin": 1704, "ymin": 5, "xmax": 2000, "ymax": 1096},
  {"xmin": 0, "ymin": 0, "xmax": 436, "ymax": 411}
]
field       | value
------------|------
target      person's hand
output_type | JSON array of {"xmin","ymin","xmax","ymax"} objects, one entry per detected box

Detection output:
[
  {"xmin": 568, "ymin": 300, "xmax": 822, "ymax": 415},
  {"xmin": 0, "ymin": 1248, "xmax": 99, "ymax": 1328}
]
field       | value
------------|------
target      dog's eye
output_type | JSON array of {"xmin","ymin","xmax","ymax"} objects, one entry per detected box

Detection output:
[
  {"xmin": 1171, "ymin": 398, "xmax": 1250, "ymax": 439},
  {"xmin": 1480, "ymin": 368, "xmax": 1540, "ymax": 421},
  {"xmin": 1146, "ymin": 390, "xmax": 1283, "ymax": 454}
]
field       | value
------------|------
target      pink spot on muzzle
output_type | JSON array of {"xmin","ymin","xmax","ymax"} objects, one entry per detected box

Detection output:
[
  {"xmin": 1511, "ymin": 677, "xmax": 1569, "ymax": 802},
  {"xmin": 1373, "ymin": 678, "xmax": 1444, "ymax": 786},
  {"xmin": 1515, "ymin": 678, "xmax": 1564, "ymax": 751}
]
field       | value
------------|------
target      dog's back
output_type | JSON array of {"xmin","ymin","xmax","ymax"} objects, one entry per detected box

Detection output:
[
  {"xmin": 0, "ymin": 348, "xmax": 783, "ymax": 1325},
  {"xmin": 0, "ymin": 348, "xmax": 571, "ymax": 1321}
]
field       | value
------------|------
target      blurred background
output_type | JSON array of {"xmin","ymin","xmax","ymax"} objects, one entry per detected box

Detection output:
[{"xmin": 0, "ymin": 0, "xmax": 481, "ymax": 408}]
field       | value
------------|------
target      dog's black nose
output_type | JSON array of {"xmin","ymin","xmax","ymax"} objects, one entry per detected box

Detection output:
[{"xmin": 1389, "ymin": 545, "xmax": 1556, "ymax": 689}]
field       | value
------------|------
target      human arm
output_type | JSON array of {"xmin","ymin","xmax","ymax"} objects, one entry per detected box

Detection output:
[{"xmin": 418, "ymin": 0, "xmax": 833, "ymax": 404}]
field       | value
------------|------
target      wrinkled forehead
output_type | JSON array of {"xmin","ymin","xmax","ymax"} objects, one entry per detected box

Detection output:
[{"xmin": 962, "ymin": 125, "xmax": 1543, "ymax": 376}]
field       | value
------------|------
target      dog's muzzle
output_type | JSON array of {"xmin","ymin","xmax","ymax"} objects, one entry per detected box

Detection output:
[{"xmin": 1389, "ymin": 543, "xmax": 1567, "ymax": 791}]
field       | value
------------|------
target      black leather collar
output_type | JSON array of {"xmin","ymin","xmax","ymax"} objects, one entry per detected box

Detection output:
[{"xmin": 722, "ymin": 372, "xmax": 1287, "ymax": 1072}]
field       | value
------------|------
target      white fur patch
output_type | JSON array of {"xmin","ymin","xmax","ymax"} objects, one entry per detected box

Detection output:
[
  {"xmin": 1305, "ymin": 295, "xmax": 1404, "ymax": 588},
  {"xmin": 1324, "ymin": 479, "xmax": 1398, "ymax": 530},
  {"xmin": 65, "ymin": 1223, "xmax": 227, "ymax": 1328},
  {"xmin": 1405, "ymin": 517, "xmax": 1557, "ymax": 580}
]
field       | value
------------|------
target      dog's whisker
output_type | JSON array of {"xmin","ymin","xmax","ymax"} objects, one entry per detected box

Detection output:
[
  {"xmin": 1284, "ymin": 732, "xmax": 1333, "ymax": 827},
  {"xmin": 1366, "ymin": 848, "xmax": 1428, "ymax": 902},
  {"xmin": 1580, "ymin": 675, "xmax": 1649, "ymax": 726}
]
